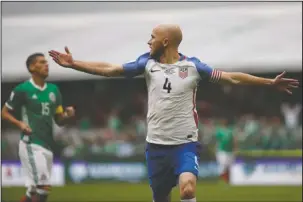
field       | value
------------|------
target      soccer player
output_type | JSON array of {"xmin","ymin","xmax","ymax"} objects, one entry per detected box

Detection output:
[
  {"xmin": 1, "ymin": 53, "xmax": 75, "ymax": 202},
  {"xmin": 49, "ymin": 24, "xmax": 299, "ymax": 202},
  {"xmin": 215, "ymin": 119, "xmax": 237, "ymax": 184}
]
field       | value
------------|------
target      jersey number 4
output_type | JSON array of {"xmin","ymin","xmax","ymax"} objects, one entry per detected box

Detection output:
[{"xmin": 163, "ymin": 78, "xmax": 172, "ymax": 93}]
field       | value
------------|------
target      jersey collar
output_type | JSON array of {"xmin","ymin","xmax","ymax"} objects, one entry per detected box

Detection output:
[
  {"xmin": 154, "ymin": 53, "xmax": 186, "ymax": 65},
  {"xmin": 29, "ymin": 78, "xmax": 47, "ymax": 91}
]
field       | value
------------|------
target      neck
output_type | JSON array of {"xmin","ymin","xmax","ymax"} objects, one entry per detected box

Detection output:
[
  {"xmin": 31, "ymin": 75, "xmax": 45, "ymax": 88},
  {"xmin": 159, "ymin": 48, "xmax": 180, "ymax": 64}
]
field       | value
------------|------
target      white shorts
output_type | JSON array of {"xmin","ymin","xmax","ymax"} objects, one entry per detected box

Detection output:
[
  {"xmin": 19, "ymin": 141, "xmax": 53, "ymax": 188},
  {"xmin": 216, "ymin": 151, "xmax": 234, "ymax": 174}
]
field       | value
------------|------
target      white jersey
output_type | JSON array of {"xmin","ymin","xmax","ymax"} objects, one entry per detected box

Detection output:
[{"xmin": 123, "ymin": 53, "xmax": 220, "ymax": 145}]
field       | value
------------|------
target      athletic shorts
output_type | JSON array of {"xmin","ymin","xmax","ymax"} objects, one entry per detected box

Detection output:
[
  {"xmin": 145, "ymin": 141, "xmax": 201, "ymax": 200},
  {"xmin": 19, "ymin": 140, "xmax": 53, "ymax": 189}
]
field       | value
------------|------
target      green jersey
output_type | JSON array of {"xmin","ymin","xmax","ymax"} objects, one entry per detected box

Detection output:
[
  {"xmin": 215, "ymin": 127, "xmax": 234, "ymax": 152},
  {"xmin": 5, "ymin": 79, "xmax": 63, "ymax": 150}
]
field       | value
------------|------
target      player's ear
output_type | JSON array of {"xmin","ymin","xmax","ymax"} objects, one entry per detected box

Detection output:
[
  {"xmin": 163, "ymin": 38, "xmax": 169, "ymax": 47},
  {"xmin": 28, "ymin": 64, "xmax": 35, "ymax": 73}
]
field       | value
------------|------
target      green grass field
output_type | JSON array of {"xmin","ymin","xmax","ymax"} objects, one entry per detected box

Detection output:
[{"xmin": 3, "ymin": 182, "xmax": 302, "ymax": 202}]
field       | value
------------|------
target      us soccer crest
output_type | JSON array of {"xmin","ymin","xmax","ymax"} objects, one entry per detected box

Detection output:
[
  {"xmin": 179, "ymin": 67, "xmax": 188, "ymax": 79},
  {"xmin": 49, "ymin": 92, "xmax": 56, "ymax": 103}
]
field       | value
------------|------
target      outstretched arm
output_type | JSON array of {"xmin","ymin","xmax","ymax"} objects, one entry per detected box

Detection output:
[
  {"xmin": 49, "ymin": 47, "xmax": 148, "ymax": 78},
  {"xmin": 49, "ymin": 47, "xmax": 124, "ymax": 77},
  {"xmin": 71, "ymin": 60, "xmax": 123, "ymax": 77},
  {"xmin": 219, "ymin": 71, "xmax": 273, "ymax": 86},
  {"xmin": 218, "ymin": 71, "xmax": 299, "ymax": 94},
  {"xmin": 193, "ymin": 57, "xmax": 299, "ymax": 95}
]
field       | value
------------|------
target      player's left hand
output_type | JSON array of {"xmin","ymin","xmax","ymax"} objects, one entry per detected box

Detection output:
[
  {"xmin": 272, "ymin": 71, "xmax": 299, "ymax": 95},
  {"xmin": 65, "ymin": 106, "xmax": 75, "ymax": 118}
]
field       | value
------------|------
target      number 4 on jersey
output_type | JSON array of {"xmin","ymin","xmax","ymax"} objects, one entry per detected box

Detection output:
[{"xmin": 163, "ymin": 78, "xmax": 172, "ymax": 93}]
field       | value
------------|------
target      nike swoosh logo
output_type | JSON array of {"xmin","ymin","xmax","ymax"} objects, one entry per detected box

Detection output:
[{"xmin": 150, "ymin": 69, "xmax": 160, "ymax": 73}]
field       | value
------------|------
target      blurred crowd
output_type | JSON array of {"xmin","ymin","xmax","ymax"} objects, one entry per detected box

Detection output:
[{"xmin": 1, "ymin": 72, "xmax": 302, "ymax": 160}]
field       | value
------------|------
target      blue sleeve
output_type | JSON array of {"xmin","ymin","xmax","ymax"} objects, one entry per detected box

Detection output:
[
  {"xmin": 122, "ymin": 52, "xmax": 150, "ymax": 78},
  {"xmin": 188, "ymin": 57, "xmax": 213, "ymax": 80}
]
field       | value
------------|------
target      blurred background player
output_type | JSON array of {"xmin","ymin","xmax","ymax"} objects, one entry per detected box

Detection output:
[
  {"xmin": 1, "ymin": 53, "xmax": 75, "ymax": 202},
  {"xmin": 49, "ymin": 24, "xmax": 299, "ymax": 202},
  {"xmin": 215, "ymin": 118, "xmax": 237, "ymax": 184}
]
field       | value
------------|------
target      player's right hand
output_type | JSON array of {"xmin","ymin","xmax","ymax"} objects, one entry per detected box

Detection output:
[
  {"xmin": 49, "ymin": 46, "xmax": 74, "ymax": 68},
  {"xmin": 18, "ymin": 122, "xmax": 32, "ymax": 135}
]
